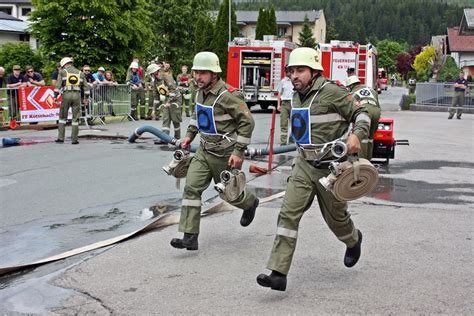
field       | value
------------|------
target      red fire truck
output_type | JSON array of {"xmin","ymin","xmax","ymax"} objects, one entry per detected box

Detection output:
[
  {"xmin": 227, "ymin": 36, "xmax": 297, "ymax": 109},
  {"xmin": 316, "ymin": 40, "xmax": 380, "ymax": 92}
]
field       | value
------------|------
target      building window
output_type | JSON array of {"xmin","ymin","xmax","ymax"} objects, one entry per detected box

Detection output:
[
  {"xmin": 0, "ymin": 7, "xmax": 13, "ymax": 15},
  {"xmin": 21, "ymin": 7, "xmax": 32, "ymax": 16},
  {"xmin": 19, "ymin": 34, "xmax": 30, "ymax": 42},
  {"xmin": 278, "ymin": 27, "xmax": 287, "ymax": 37}
]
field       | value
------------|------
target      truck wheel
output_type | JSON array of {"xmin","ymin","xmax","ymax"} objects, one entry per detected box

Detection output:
[{"xmin": 259, "ymin": 103, "xmax": 269, "ymax": 110}]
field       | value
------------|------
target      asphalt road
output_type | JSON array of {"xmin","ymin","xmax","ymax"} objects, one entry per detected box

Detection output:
[{"xmin": 0, "ymin": 87, "xmax": 472, "ymax": 314}]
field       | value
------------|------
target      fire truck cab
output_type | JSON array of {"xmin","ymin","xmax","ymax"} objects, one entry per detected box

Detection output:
[
  {"xmin": 316, "ymin": 40, "xmax": 379, "ymax": 92},
  {"xmin": 227, "ymin": 36, "xmax": 296, "ymax": 109}
]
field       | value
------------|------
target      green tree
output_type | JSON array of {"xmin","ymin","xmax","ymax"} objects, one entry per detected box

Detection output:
[
  {"xmin": 268, "ymin": 6, "xmax": 278, "ymax": 37},
  {"xmin": 0, "ymin": 43, "xmax": 44, "ymax": 76},
  {"xmin": 438, "ymin": 56, "xmax": 460, "ymax": 82},
  {"xmin": 298, "ymin": 15, "xmax": 316, "ymax": 48},
  {"xmin": 255, "ymin": 7, "xmax": 266, "ymax": 40},
  {"xmin": 211, "ymin": 0, "xmax": 238, "ymax": 79},
  {"xmin": 413, "ymin": 46, "xmax": 436, "ymax": 82},
  {"xmin": 377, "ymin": 39, "xmax": 404, "ymax": 74},
  {"xmin": 29, "ymin": 0, "xmax": 155, "ymax": 81},
  {"xmin": 194, "ymin": 14, "xmax": 215, "ymax": 53},
  {"xmin": 152, "ymin": 0, "xmax": 212, "ymax": 74}
]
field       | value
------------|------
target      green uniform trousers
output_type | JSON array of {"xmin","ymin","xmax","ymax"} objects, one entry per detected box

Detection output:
[
  {"xmin": 182, "ymin": 94, "xmax": 192, "ymax": 117},
  {"xmin": 58, "ymin": 91, "xmax": 81, "ymax": 142},
  {"xmin": 146, "ymin": 90, "xmax": 154, "ymax": 119},
  {"xmin": 279, "ymin": 100, "xmax": 293, "ymax": 146},
  {"xmin": 179, "ymin": 146, "xmax": 257, "ymax": 234},
  {"xmin": 359, "ymin": 104, "xmax": 381, "ymax": 160},
  {"xmin": 449, "ymin": 91, "xmax": 465, "ymax": 119},
  {"xmin": 131, "ymin": 88, "xmax": 146, "ymax": 119},
  {"xmin": 162, "ymin": 103, "xmax": 182, "ymax": 139},
  {"xmin": 267, "ymin": 156, "xmax": 359, "ymax": 275}
]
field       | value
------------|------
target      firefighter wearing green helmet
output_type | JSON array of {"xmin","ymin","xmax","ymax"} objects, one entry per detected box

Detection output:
[
  {"xmin": 256, "ymin": 47, "xmax": 370, "ymax": 291},
  {"xmin": 345, "ymin": 75, "xmax": 381, "ymax": 160},
  {"xmin": 54, "ymin": 57, "xmax": 90, "ymax": 144},
  {"xmin": 147, "ymin": 63, "xmax": 182, "ymax": 140},
  {"xmin": 169, "ymin": 51, "xmax": 259, "ymax": 251}
]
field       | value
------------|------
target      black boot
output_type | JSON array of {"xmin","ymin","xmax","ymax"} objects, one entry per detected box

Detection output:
[
  {"xmin": 344, "ymin": 230, "xmax": 363, "ymax": 268},
  {"xmin": 256, "ymin": 270, "xmax": 287, "ymax": 291},
  {"xmin": 170, "ymin": 233, "xmax": 198, "ymax": 250},
  {"xmin": 240, "ymin": 198, "xmax": 259, "ymax": 227}
]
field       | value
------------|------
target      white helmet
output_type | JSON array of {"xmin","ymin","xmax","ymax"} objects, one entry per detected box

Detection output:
[
  {"xmin": 146, "ymin": 63, "xmax": 161, "ymax": 75},
  {"xmin": 345, "ymin": 75, "xmax": 360, "ymax": 87},
  {"xmin": 130, "ymin": 61, "xmax": 139, "ymax": 69},
  {"xmin": 60, "ymin": 57, "xmax": 73, "ymax": 67}
]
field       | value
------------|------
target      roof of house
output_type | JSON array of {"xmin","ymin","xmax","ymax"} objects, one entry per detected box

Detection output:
[
  {"xmin": 0, "ymin": 0, "xmax": 31, "ymax": 4},
  {"xmin": 0, "ymin": 12, "xmax": 27, "ymax": 33},
  {"xmin": 465, "ymin": 8, "xmax": 474, "ymax": 28},
  {"xmin": 236, "ymin": 10, "xmax": 323, "ymax": 24},
  {"xmin": 0, "ymin": 11, "xmax": 22, "ymax": 21},
  {"xmin": 447, "ymin": 26, "xmax": 474, "ymax": 52}
]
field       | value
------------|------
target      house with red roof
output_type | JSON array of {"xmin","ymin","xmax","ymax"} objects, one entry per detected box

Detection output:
[{"xmin": 447, "ymin": 8, "xmax": 474, "ymax": 77}]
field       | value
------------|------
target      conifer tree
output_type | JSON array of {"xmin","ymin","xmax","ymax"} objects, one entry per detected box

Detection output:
[{"xmin": 298, "ymin": 15, "xmax": 316, "ymax": 48}]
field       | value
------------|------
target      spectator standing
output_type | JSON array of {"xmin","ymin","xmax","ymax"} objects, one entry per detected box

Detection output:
[
  {"xmin": 347, "ymin": 67, "xmax": 355, "ymax": 77},
  {"xmin": 103, "ymin": 71, "xmax": 117, "ymax": 117},
  {"xmin": 177, "ymin": 65, "xmax": 192, "ymax": 117},
  {"xmin": 0, "ymin": 66, "xmax": 6, "ymax": 88},
  {"xmin": 93, "ymin": 67, "xmax": 106, "ymax": 83},
  {"xmin": 449, "ymin": 71, "xmax": 467, "ymax": 120},
  {"xmin": 6, "ymin": 65, "xmax": 25, "ymax": 120},
  {"xmin": 81, "ymin": 65, "xmax": 96, "ymax": 118},
  {"xmin": 276, "ymin": 66, "xmax": 294, "ymax": 145},
  {"xmin": 51, "ymin": 63, "xmax": 61, "ymax": 86},
  {"xmin": 23, "ymin": 65, "xmax": 45, "ymax": 87}
]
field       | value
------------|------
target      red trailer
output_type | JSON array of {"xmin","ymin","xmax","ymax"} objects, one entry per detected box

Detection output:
[{"xmin": 227, "ymin": 36, "xmax": 296, "ymax": 109}]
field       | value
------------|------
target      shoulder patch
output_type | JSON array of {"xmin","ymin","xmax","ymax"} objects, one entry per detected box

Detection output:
[{"xmin": 227, "ymin": 86, "xmax": 236, "ymax": 93}]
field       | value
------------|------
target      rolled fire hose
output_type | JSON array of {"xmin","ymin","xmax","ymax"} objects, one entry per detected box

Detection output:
[
  {"xmin": 128, "ymin": 125, "xmax": 297, "ymax": 157},
  {"xmin": 319, "ymin": 158, "xmax": 379, "ymax": 201}
]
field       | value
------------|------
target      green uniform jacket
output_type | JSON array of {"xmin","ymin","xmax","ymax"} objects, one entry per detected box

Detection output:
[
  {"xmin": 292, "ymin": 76, "xmax": 369, "ymax": 144},
  {"xmin": 55, "ymin": 66, "xmax": 90, "ymax": 96},
  {"xmin": 186, "ymin": 79, "xmax": 255, "ymax": 158}
]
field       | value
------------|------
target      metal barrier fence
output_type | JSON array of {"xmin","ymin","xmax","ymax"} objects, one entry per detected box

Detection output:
[
  {"xmin": 0, "ymin": 85, "xmax": 132, "ymax": 127},
  {"xmin": 0, "ymin": 87, "xmax": 20, "ymax": 126},
  {"xmin": 89, "ymin": 84, "xmax": 132, "ymax": 124},
  {"xmin": 416, "ymin": 83, "xmax": 474, "ymax": 107}
]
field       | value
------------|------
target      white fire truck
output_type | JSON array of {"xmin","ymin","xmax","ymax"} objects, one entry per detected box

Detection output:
[
  {"xmin": 316, "ymin": 40, "xmax": 380, "ymax": 92},
  {"xmin": 227, "ymin": 36, "xmax": 297, "ymax": 109}
]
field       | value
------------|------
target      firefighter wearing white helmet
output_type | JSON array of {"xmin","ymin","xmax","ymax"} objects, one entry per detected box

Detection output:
[
  {"xmin": 145, "ymin": 63, "xmax": 160, "ymax": 120},
  {"xmin": 345, "ymin": 75, "xmax": 381, "ymax": 160},
  {"xmin": 256, "ymin": 47, "xmax": 371, "ymax": 291},
  {"xmin": 148, "ymin": 62, "xmax": 182, "ymax": 140},
  {"xmin": 54, "ymin": 57, "xmax": 89, "ymax": 144},
  {"xmin": 169, "ymin": 51, "xmax": 259, "ymax": 251},
  {"xmin": 126, "ymin": 60, "xmax": 145, "ymax": 120}
]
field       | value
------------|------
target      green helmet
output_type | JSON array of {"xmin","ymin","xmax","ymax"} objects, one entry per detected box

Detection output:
[
  {"xmin": 288, "ymin": 47, "xmax": 324, "ymax": 71},
  {"xmin": 60, "ymin": 57, "xmax": 73, "ymax": 67},
  {"xmin": 345, "ymin": 75, "xmax": 360, "ymax": 87},
  {"xmin": 192, "ymin": 52, "xmax": 221, "ymax": 73},
  {"xmin": 146, "ymin": 63, "xmax": 160, "ymax": 75}
]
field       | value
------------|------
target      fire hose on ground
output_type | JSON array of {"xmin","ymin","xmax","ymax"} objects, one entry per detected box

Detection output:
[{"xmin": 127, "ymin": 125, "xmax": 298, "ymax": 158}]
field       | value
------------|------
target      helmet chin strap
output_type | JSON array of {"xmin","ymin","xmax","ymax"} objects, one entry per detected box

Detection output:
[
  {"xmin": 202, "ymin": 74, "xmax": 219, "ymax": 92},
  {"xmin": 299, "ymin": 71, "xmax": 321, "ymax": 96}
]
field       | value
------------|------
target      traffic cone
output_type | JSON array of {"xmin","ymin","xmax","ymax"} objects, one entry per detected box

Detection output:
[
  {"xmin": 9, "ymin": 119, "xmax": 17, "ymax": 129},
  {"xmin": 249, "ymin": 163, "xmax": 268, "ymax": 175}
]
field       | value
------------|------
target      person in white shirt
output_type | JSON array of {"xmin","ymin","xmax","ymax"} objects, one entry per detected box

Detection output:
[{"xmin": 276, "ymin": 66, "xmax": 294, "ymax": 145}]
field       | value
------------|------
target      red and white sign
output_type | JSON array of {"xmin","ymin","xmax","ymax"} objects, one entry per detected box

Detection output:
[{"xmin": 18, "ymin": 86, "xmax": 70, "ymax": 122}]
